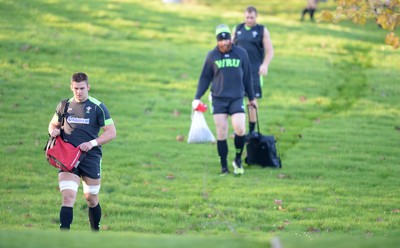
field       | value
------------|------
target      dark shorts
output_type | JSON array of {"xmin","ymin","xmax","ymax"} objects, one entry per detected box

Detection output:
[
  {"xmin": 251, "ymin": 72, "xmax": 263, "ymax": 98},
  {"xmin": 59, "ymin": 152, "xmax": 102, "ymax": 179},
  {"xmin": 212, "ymin": 97, "xmax": 245, "ymax": 115}
]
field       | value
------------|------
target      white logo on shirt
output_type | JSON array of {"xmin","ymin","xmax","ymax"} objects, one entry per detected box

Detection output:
[
  {"xmin": 67, "ymin": 116, "xmax": 90, "ymax": 124},
  {"xmin": 86, "ymin": 106, "xmax": 92, "ymax": 113}
]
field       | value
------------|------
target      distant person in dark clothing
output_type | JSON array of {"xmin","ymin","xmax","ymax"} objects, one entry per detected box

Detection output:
[
  {"xmin": 301, "ymin": 0, "xmax": 319, "ymax": 21},
  {"xmin": 193, "ymin": 24, "xmax": 257, "ymax": 176},
  {"xmin": 232, "ymin": 6, "xmax": 274, "ymax": 133}
]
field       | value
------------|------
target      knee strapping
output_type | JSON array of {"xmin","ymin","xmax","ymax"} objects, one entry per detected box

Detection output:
[
  {"xmin": 59, "ymin": 181, "xmax": 79, "ymax": 192},
  {"xmin": 82, "ymin": 181, "xmax": 101, "ymax": 195}
]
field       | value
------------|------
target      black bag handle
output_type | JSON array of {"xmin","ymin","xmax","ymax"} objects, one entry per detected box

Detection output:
[{"xmin": 247, "ymin": 104, "xmax": 260, "ymax": 134}]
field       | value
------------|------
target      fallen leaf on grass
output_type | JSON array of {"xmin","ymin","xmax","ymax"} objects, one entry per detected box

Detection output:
[
  {"xmin": 172, "ymin": 109, "xmax": 181, "ymax": 117},
  {"xmin": 277, "ymin": 173, "xmax": 291, "ymax": 179},
  {"xmin": 299, "ymin": 95, "xmax": 307, "ymax": 102},
  {"xmin": 274, "ymin": 199, "xmax": 286, "ymax": 211},
  {"xmin": 166, "ymin": 174, "xmax": 175, "ymax": 180}
]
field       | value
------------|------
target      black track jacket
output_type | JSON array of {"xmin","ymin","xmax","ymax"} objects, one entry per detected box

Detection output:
[{"xmin": 195, "ymin": 44, "xmax": 254, "ymax": 101}]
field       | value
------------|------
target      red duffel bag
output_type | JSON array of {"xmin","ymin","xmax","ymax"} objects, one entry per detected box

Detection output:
[{"xmin": 45, "ymin": 136, "xmax": 85, "ymax": 172}]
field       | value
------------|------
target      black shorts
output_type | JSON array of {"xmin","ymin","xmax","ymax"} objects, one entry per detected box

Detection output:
[
  {"xmin": 212, "ymin": 97, "xmax": 245, "ymax": 115},
  {"xmin": 59, "ymin": 152, "xmax": 102, "ymax": 179},
  {"xmin": 251, "ymin": 72, "xmax": 262, "ymax": 98}
]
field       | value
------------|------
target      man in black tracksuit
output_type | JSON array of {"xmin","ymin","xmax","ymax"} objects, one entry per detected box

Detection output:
[{"xmin": 193, "ymin": 24, "xmax": 257, "ymax": 175}]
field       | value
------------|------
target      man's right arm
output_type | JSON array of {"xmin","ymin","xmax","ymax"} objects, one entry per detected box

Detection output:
[
  {"xmin": 48, "ymin": 114, "xmax": 61, "ymax": 137},
  {"xmin": 194, "ymin": 53, "xmax": 213, "ymax": 100}
]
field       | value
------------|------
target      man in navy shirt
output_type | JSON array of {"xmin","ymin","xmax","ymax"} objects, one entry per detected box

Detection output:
[
  {"xmin": 193, "ymin": 24, "xmax": 257, "ymax": 175},
  {"xmin": 48, "ymin": 72, "xmax": 116, "ymax": 231},
  {"xmin": 232, "ymin": 6, "xmax": 274, "ymax": 133}
]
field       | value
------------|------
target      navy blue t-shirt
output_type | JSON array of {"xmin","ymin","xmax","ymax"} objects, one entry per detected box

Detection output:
[{"xmin": 55, "ymin": 96, "xmax": 113, "ymax": 165}]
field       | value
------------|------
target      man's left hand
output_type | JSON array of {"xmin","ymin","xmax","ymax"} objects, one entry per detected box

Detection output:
[
  {"xmin": 259, "ymin": 64, "xmax": 268, "ymax": 76},
  {"xmin": 249, "ymin": 99, "xmax": 258, "ymax": 109},
  {"xmin": 79, "ymin": 142, "xmax": 94, "ymax": 152}
]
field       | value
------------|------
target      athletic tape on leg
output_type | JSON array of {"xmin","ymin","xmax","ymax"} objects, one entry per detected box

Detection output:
[
  {"xmin": 59, "ymin": 181, "xmax": 79, "ymax": 192},
  {"xmin": 82, "ymin": 181, "xmax": 101, "ymax": 195}
]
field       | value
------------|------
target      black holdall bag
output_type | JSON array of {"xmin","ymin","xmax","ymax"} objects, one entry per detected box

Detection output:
[{"xmin": 244, "ymin": 105, "xmax": 282, "ymax": 168}]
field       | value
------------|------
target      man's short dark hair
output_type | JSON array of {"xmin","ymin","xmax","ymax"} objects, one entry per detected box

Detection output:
[
  {"xmin": 71, "ymin": 72, "xmax": 88, "ymax": 84},
  {"xmin": 245, "ymin": 6, "xmax": 258, "ymax": 15}
]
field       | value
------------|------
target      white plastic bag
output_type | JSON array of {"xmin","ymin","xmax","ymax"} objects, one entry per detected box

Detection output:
[{"xmin": 187, "ymin": 111, "xmax": 216, "ymax": 144}]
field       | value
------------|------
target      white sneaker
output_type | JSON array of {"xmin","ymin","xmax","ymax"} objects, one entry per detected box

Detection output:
[{"xmin": 232, "ymin": 159, "xmax": 244, "ymax": 175}]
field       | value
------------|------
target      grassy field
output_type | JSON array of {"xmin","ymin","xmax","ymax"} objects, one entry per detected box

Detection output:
[{"xmin": 1, "ymin": 0, "xmax": 399, "ymax": 247}]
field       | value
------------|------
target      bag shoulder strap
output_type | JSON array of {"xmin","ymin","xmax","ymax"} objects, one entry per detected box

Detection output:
[
  {"xmin": 60, "ymin": 99, "xmax": 69, "ymax": 122},
  {"xmin": 59, "ymin": 99, "xmax": 69, "ymax": 136},
  {"xmin": 44, "ymin": 99, "xmax": 68, "ymax": 151}
]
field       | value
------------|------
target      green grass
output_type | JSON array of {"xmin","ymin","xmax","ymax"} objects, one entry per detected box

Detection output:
[{"xmin": 1, "ymin": 0, "xmax": 400, "ymax": 247}]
